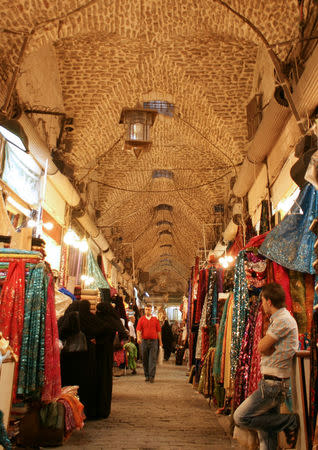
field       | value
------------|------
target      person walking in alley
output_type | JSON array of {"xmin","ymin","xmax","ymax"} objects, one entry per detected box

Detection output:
[
  {"xmin": 136, "ymin": 304, "xmax": 162, "ymax": 383},
  {"xmin": 233, "ymin": 283, "xmax": 300, "ymax": 450},
  {"xmin": 161, "ymin": 319, "xmax": 174, "ymax": 361}
]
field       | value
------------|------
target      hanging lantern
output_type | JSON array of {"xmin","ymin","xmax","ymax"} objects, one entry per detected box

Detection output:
[{"xmin": 119, "ymin": 105, "xmax": 157, "ymax": 158}]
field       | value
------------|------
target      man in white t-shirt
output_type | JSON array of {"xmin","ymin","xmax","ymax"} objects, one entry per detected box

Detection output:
[{"xmin": 234, "ymin": 283, "xmax": 300, "ymax": 450}]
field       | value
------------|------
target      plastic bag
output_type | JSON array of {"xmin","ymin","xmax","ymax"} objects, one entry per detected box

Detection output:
[{"xmin": 157, "ymin": 346, "xmax": 164, "ymax": 365}]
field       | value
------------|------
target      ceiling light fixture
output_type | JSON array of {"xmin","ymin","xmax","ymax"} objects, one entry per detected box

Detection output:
[{"xmin": 119, "ymin": 106, "xmax": 157, "ymax": 158}]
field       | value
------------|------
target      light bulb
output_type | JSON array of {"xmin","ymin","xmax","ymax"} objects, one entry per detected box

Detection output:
[
  {"xmin": 63, "ymin": 228, "xmax": 75, "ymax": 245},
  {"xmin": 219, "ymin": 257, "xmax": 225, "ymax": 264},
  {"xmin": 43, "ymin": 222, "xmax": 53, "ymax": 231},
  {"xmin": 81, "ymin": 274, "xmax": 88, "ymax": 281},
  {"xmin": 27, "ymin": 219, "xmax": 37, "ymax": 228},
  {"xmin": 79, "ymin": 239, "xmax": 89, "ymax": 253},
  {"xmin": 227, "ymin": 255, "xmax": 234, "ymax": 263},
  {"xmin": 73, "ymin": 238, "xmax": 80, "ymax": 249},
  {"xmin": 223, "ymin": 261, "xmax": 229, "ymax": 268}
]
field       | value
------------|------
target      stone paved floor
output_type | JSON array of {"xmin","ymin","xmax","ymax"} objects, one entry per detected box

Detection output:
[{"xmin": 56, "ymin": 360, "xmax": 239, "ymax": 449}]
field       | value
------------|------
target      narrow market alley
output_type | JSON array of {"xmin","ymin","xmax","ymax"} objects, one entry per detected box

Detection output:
[{"xmin": 56, "ymin": 361, "xmax": 237, "ymax": 450}]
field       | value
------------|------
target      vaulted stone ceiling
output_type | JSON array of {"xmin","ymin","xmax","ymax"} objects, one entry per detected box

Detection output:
[{"xmin": 0, "ymin": 0, "xmax": 303, "ymax": 302}]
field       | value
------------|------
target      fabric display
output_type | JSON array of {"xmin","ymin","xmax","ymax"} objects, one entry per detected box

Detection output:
[
  {"xmin": 0, "ymin": 249, "xmax": 61, "ymax": 403},
  {"xmin": 186, "ymin": 184, "xmax": 317, "ymax": 424},
  {"xmin": 87, "ymin": 250, "xmax": 109, "ymax": 290},
  {"xmin": 73, "ymin": 286, "xmax": 100, "ymax": 313}
]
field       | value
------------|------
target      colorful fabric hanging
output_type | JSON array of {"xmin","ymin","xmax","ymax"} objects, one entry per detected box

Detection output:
[
  {"xmin": 87, "ymin": 250, "xmax": 109, "ymax": 289},
  {"xmin": 0, "ymin": 260, "xmax": 25, "ymax": 401},
  {"xmin": 233, "ymin": 297, "xmax": 260, "ymax": 410},
  {"xmin": 17, "ymin": 263, "xmax": 48, "ymax": 398},
  {"xmin": 231, "ymin": 251, "xmax": 249, "ymax": 379},
  {"xmin": 42, "ymin": 273, "xmax": 62, "ymax": 402},
  {"xmin": 289, "ymin": 270, "xmax": 307, "ymax": 334},
  {"xmin": 248, "ymin": 306, "xmax": 263, "ymax": 395},
  {"xmin": 259, "ymin": 199, "xmax": 271, "ymax": 235},
  {"xmin": 213, "ymin": 295, "xmax": 230, "ymax": 382},
  {"xmin": 259, "ymin": 183, "xmax": 318, "ymax": 274},
  {"xmin": 271, "ymin": 262, "xmax": 293, "ymax": 312}
]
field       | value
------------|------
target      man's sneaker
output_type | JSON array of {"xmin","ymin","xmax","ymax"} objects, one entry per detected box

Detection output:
[
  {"xmin": 145, "ymin": 377, "xmax": 150, "ymax": 382},
  {"xmin": 149, "ymin": 378, "xmax": 154, "ymax": 383}
]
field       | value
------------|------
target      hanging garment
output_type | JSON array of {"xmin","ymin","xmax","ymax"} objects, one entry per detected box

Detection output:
[
  {"xmin": 17, "ymin": 263, "xmax": 48, "ymax": 399},
  {"xmin": 248, "ymin": 306, "xmax": 263, "ymax": 395},
  {"xmin": 259, "ymin": 183, "xmax": 318, "ymax": 274},
  {"xmin": 0, "ymin": 260, "xmax": 25, "ymax": 401},
  {"xmin": 289, "ymin": 270, "xmax": 307, "ymax": 334},
  {"xmin": 310, "ymin": 310, "xmax": 318, "ymax": 449},
  {"xmin": 259, "ymin": 199, "xmax": 271, "ymax": 235},
  {"xmin": 271, "ymin": 262, "xmax": 293, "ymax": 312},
  {"xmin": 224, "ymin": 296, "xmax": 234, "ymax": 391},
  {"xmin": 42, "ymin": 274, "xmax": 61, "ymax": 402},
  {"xmin": 233, "ymin": 297, "xmax": 260, "ymax": 410},
  {"xmin": 231, "ymin": 251, "xmax": 249, "ymax": 379},
  {"xmin": 213, "ymin": 295, "xmax": 230, "ymax": 382}
]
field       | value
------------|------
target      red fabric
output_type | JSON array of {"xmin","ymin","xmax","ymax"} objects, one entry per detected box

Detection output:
[
  {"xmin": 136, "ymin": 316, "xmax": 161, "ymax": 339},
  {"xmin": 42, "ymin": 274, "xmax": 61, "ymax": 402},
  {"xmin": 201, "ymin": 327, "xmax": 210, "ymax": 362},
  {"xmin": 228, "ymin": 226, "xmax": 244, "ymax": 257},
  {"xmin": 248, "ymin": 307, "xmax": 263, "ymax": 395},
  {"xmin": 195, "ymin": 269, "xmax": 207, "ymax": 324},
  {"xmin": 271, "ymin": 262, "xmax": 293, "ymax": 313},
  {"xmin": 0, "ymin": 261, "xmax": 25, "ymax": 401},
  {"xmin": 243, "ymin": 231, "xmax": 270, "ymax": 250}
]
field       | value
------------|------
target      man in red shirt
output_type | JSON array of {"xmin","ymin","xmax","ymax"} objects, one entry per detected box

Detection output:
[{"xmin": 136, "ymin": 304, "xmax": 162, "ymax": 383}]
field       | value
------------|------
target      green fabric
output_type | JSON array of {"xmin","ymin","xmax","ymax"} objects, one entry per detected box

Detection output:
[
  {"xmin": 87, "ymin": 250, "xmax": 110, "ymax": 289},
  {"xmin": 17, "ymin": 263, "xmax": 47, "ymax": 398},
  {"xmin": 124, "ymin": 342, "xmax": 137, "ymax": 370}
]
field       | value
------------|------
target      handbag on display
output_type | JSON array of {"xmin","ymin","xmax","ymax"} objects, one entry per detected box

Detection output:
[{"xmin": 62, "ymin": 312, "xmax": 87, "ymax": 352}]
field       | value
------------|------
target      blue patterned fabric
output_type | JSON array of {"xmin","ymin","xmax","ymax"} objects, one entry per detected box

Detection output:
[{"xmin": 259, "ymin": 184, "xmax": 318, "ymax": 275}]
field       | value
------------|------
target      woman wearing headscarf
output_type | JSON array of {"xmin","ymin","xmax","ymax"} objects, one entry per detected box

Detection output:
[
  {"xmin": 95, "ymin": 301, "xmax": 128, "ymax": 418},
  {"xmin": 58, "ymin": 300, "xmax": 108, "ymax": 419},
  {"xmin": 161, "ymin": 320, "xmax": 174, "ymax": 361}
]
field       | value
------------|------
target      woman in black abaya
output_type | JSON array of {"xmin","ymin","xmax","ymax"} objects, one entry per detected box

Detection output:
[
  {"xmin": 58, "ymin": 300, "xmax": 108, "ymax": 419},
  {"xmin": 95, "ymin": 301, "xmax": 128, "ymax": 418},
  {"xmin": 161, "ymin": 320, "xmax": 174, "ymax": 361}
]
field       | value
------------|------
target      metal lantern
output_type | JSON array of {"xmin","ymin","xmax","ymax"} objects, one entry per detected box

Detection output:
[{"xmin": 119, "ymin": 106, "xmax": 157, "ymax": 158}]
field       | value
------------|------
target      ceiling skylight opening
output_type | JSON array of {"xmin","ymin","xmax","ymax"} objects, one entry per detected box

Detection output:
[{"xmin": 143, "ymin": 101, "xmax": 174, "ymax": 117}]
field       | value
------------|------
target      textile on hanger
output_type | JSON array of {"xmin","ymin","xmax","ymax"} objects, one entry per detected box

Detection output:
[{"xmin": 259, "ymin": 183, "xmax": 318, "ymax": 274}]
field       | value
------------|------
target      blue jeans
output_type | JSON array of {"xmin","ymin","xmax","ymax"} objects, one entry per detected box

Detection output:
[
  {"xmin": 233, "ymin": 378, "xmax": 298, "ymax": 450},
  {"xmin": 141, "ymin": 339, "xmax": 158, "ymax": 379}
]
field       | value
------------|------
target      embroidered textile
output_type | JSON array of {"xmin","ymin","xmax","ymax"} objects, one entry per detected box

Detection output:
[
  {"xmin": 233, "ymin": 297, "xmax": 260, "ymax": 410},
  {"xmin": 42, "ymin": 273, "xmax": 61, "ymax": 402},
  {"xmin": 248, "ymin": 306, "xmax": 263, "ymax": 395},
  {"xmin": 18, "ymin": 263, "xmax": 48, "ymax": 398},
  {"xmin": 259, "ymin": 183, "xmax": 318, "ymax": 274},
  {"xmin": 231, "ymin": 251, "xmax": 249, "ymax": 379}
]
